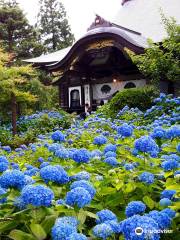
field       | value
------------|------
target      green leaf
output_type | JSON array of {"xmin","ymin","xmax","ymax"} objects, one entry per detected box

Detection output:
[
  {"xmin": 143, "ymin": 196, "xmax": 155, "ymax": 209},
  {"xmin": 8, "ymin": 230, "xmax": 36, "ymax": 240},
  {"xmin": 125, "ymin": 183, "xmax": 135, "ymax": 193},
  {"xmin": 0, "ymin": 221, "xmax": 18, "ymax": 233},
  {"xmin": 84, "ymin": 211, "xmax": 98, "ymax": 219},
  {"xmin": 41, "ymin": 215, "xmax": 56, "ymax": 234},
  {"xmin": 30, "ymin": 223, "xmax": 47, "ymax": 240},
  {"xmin": 78, "ymin": 209, "xmax": 87, "ymax": 224}
]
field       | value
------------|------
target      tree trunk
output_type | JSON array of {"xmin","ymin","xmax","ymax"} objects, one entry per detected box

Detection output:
[{"xmin": 11, "ymin": 92, "xmax": 17, "ymax": 136}]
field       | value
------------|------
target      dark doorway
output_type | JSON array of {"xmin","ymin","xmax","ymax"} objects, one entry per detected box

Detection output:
[
  {"xmin": 70, "ymin": 89, "xmax": 80, "ymax": 108},
  {"xmin": 168, "ymin": 82, "xmax": 175, "ymax": 95},
  {"xmin": 124, "ymin": 82, "xmax": 136, "ymax": 89}
]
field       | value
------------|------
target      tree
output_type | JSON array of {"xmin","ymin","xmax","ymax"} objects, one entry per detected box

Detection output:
[
  {"xmin": 0, "ymin": 47, "xmax": 38, "ymax": 135},
  {"xmin": 130, "ymin": 16, "xmax": 180, "ymax": 87},
  {"xmin": 37, "ymin": 0, "xmax": 75, "ymax": 52},
  {"xmin": 0, "ymin": 0, "xmax": 44, "ymax": 60}
]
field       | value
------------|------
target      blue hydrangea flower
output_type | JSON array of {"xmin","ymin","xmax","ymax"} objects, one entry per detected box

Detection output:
[
  {"xmin": 139, "ymin": 172, "xmax": 155, "ymax": 185},
  {"xmin": 0, "ymin": 156, "xmax": 9, "ymax": 172},
  {"xmin": 166, "ymin": 126, "xmax": 180, "ymax": 139},
  {"xmin": 21, "ymin": 184, "xmax": 54, "ymax": 207},
  {"xmin": 51, "ymin": 130, "xmax": 65, "ymax": 142},
  {"xmin": 11, "ymin": 162, "xmax": 19, "ymax": 170},
  {"xmin": 70, "ymin": 180, "xmax": 96, "ymax": 198},
  {"xmin": 159, "ymin": 198, "xmax": 172, "ymax": 207},
  {"xmin": 147, "ymin": 210, "xmax": 171, "ymax": 229},
  {"xmin": 93, "ymin": 135, "xmax": 107, "ymax": 145},
  {"xmin": 134, "ymin": 136, "xmax": 159, "ymax": 154},
  {"xmin": 104, "ymin": 144, "xmax": 117, "ymax": 153},
  {"xmin": 72, "ymin": 149, "xmax": 90, "ymax": 163},
  {"xmin": 24, "ymin": 167, "xmax": 39, "ymax": 177},
  {"xmin": 104, "ymin": 220, "xmax": 121, "ymax": 233},
  {"xmin": 104, "ymin": 151, "xmax": 116, "ymax": 158},
  {"xmin": 125, "ymin": 201, "xmax": 146, "ymax": 217},
  {"xmin": 161, "ymin": 208, "xmax": 176, "ymax": 218},
  {"xmin": 65, "ymin": 187, "xmax": 92, "ymax": 208},
  {"xmin": 96, "ymin": 209, "xmax": 117, "ymax": 224},
  {"xmin": 177, "ymin": 143, "xmax": 180, "ymax": 152},
  {"xmin": 40, "ymin": 162, "xmax": 50, "ymax": 168},
  {"xmin": 40, "ymin": 165, "xmax": 69, "ymax": 184},
  {"xmin": 91, "ymin": 150, "xmax": 102, "ymax": 158},
  {"xmin": 103, "ymin": 157, "xmax": 118, "ymax": 167},
  {"xmin": 0, "ymin": 186, "xmax": 7, "ymax": 204},
  {"xmin": 71, "ymin": 171, "xmax": 90, "ymax": 181},
  {"xmin": 117, "ymin": 123, "xmax": 133, "ymax": 137},
  {"xmin": 120, "ymin": 215, "xmax": 160, "ymax": 240},
  {"xmin": 55, "ymin": 217, "xmax": 78, "ymax": 227},
  {"xmin": 93, "ymin": 223, "xmax": 113, "ymax": 240},
  {"xmin": 67, "ymin": 233, "xmax": 87, "ymax": 240},
  {"xmin": 160, "ymin": 190, "xmax": 176, "ymax": 200},
  {"xmin": 124, "ymin": 163, "xmax": 135, "ymax": 171},
  {"xmin": 161, "ymin": 160, "xmax": 178, "ymax": 171},
  {"xmin": 52, "ymin": 222, "xmax": 77, "ymax": 240},
  {"xmin": 2, "ymin": 146, "xmax": 11, "ymax": 153},
  {"xmin": 55, "ymin": 149, "xmax": 69, "ymax": 159},
  {"xmin": 14, "ymin": 196, "xmax": 26, "ymax": 209},
  {"xmin": 0, "ymin": 170, "xmax": 26, "ymax": 189},
  {"xmin": 56, "ymin": 199, "xmax": 66, "ymax": 205},
  {"xmin": 151, "ymin": 127, "xmax": 166, "ymax": 139}
]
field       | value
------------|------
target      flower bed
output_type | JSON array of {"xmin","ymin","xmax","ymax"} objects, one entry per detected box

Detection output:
[{"xmin": 0, "ymin": 94, "xmax": 179, "ymax": 240}]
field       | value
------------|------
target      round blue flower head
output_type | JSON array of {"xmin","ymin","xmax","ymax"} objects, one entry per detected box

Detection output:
[
  {"xmin": 72, "ymin": 149, "xmax": 90, "ymax": 163},
  {"xmin": 103, "ymin": 157, "xmax": 118, "ymax": 167},
  {"xmin": 56, "ymin": 216, "xmax": 78, "ymax": 228},
  {"xmin": 51, "ymin": 130, "xmax": 65, "ymax": 142},
  {"xmin": 0, "ymin": 156, "xmax": 9, "ymax": 172},
  {"xmin": 125, "ymin": 201, "xmax": 146, "ymax": 217},
  {"xmin": 14, "ymin": 196, "xmax": 26, "ymax": 210},
  {"xmin": 166, "ymin": 126, "xmax": 180, "ymax": 139},
  {"xmin": 161, "ymin": 160, "xmax": 178, "ymax": 171},
  {"xmin": 2, "ymin": 146, "xmax": 11, "ymax": 153},
  {"xmin": 148, "ymin": 210, "xmax": 171, "ymax": 229},
  {"xmin": 71, "ymin": 171, "xmax": 90, "ymax": 181},
  {"xmin": 93, "ymin": 135, "xmax": 107, "ymax": 145},
  {"xmin": 70, "ymin": 180, "xmax": 96, "ymax": 198},
  {"xmin": 40, "ymin": 162, "xmax": 50, "ymax": 169},
  {"xmin": 55, "ymin": 149, "xmax": 69, "ymax": 159},
  {"xmin": 161, "ymin": 208, "xmax": 176, "ymax": 219},
  {"xmin": 124, "ymin": 163, "xmax": 135, "ymax": 171},
  {"xmin": 0, "ymin": 170, "xmax": 26, "ymax": 189},
  {"xmin": 117, "ymin": 123, "xmax": 133, "ymax": 137},
  {"xmin": 93, "ymin": 223, "xmax": 113, "ymax": 240},
  {"xmin": 0, "ymin": 186, "xmax": 7, "ymax": 203},
  {"xmin": 151, "ymin": 127, "xmax": 166, "ymax": 139},
  {"xmin": 160, "ymin": 190, "xmax": 176, "ymax": 200},
  {"xmin": 104, "ymin": 144, "xmax": 117, "ymax": 153},
  {"xmin": 134, "ymin": 136, "xmax": 159, "ymax": 154},
  {"xmin": 96, "ymin": 209, "xmax": 117, "ymax": 224},
  {"xmin": 24, "ymin": 167, "xmax": 39, "ymax": 177},
  {"xmin": 104, "ymin": 220, "xmax": 121, "ymax": 233},
  {"xmin": 21, "ymin": 184, "xmax": 54, "ymax": 207},
  {"xmin": 159, "ymin": 198, "xmax": 172, "ymax": 207},
  {"xmin": 177, "ymin": 143, "xmax": 180, "ymax": 152},
  {"xmin": 65, "ymin": 187, "xmax": 92, "ymax": 208},
  {"xmin": 139, "ymin": 172, "xmax": 155, "ymax": 185},
  {"xmin": 40, "ymin": 165, "xmax": 69, "ymax": 184},
  {"xmin": 52, "ymin": 222, "xmax": 77, "ymax": 240},
  {"xmin": 67, "ymin": 233, "xmax": 87, "ymax": 240},
  {"xmin": 104, "ymin": 151, "xmax": 116, "ymax": 158},
  {"xmin": 120, "ymin": 215, "xmax": 160, "ymax": 240}
]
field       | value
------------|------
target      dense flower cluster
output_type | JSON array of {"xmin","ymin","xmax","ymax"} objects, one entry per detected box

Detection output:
[
  {"xmin": 0, "ymin": 170, "xmax": 26, "ymax": 189},
  {"xmin": 72, "ymin": 149, "xmax": 90, "ymax": 163},
  {"xmin": 125, "ymin": 201, "xmax": 146, "ymax": 217},
  {"xmin": 134, "ymin": 136, "xmax": 159, "ymax": 155},
  {"xmin": 70, "ymin": 180, "xmax": 96, "ymax": 198},
  {"xmin": 51, "ymin": 130, "xmax": 65, "ymax": 142},
  {"xmin": 117, "ymin": 123, "xmax": 133, "ymax": 137},
  {"xmin": 0, "ymin": 156, "xmax": 9, "ymax": 172},
  {"xmin": 21, "ymin": 184, "xmax": 54, "ymax": 207},
  {"xmin": 93, "ymin": 135, "xmax": 107, "ymax": 145},
  {"xmin": 40, "ymin": 165, "xmax": 69, "ymax": 184},
  {"xmin": 160, "ymin": 190, "xmax": 176, "ymax": 200},
  {"xmin": 139, "ymin": 172, "xmax": 155, "ymax": 185}
]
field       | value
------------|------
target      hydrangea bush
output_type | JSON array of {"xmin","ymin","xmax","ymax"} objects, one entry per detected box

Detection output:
[{"xmin": 0, "ymin": 94, "xmax": 179, "ymax": 240}]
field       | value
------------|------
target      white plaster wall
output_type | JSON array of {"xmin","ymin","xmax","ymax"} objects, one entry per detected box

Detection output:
[{"xmin": 92, "ymin": 79, "xmax": 146, "ymax": 100}]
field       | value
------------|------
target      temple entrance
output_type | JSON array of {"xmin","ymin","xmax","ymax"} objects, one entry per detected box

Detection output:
[{"xmin": 69, "ymin": 87, "xmax": 81, "ymax": 109}]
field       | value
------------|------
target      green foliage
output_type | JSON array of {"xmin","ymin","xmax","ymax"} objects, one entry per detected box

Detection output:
[
  {"xmin": 98, "ymin": 86, "xmax": 158, "ymax": 118},
  {"xmin": 130, "ymin": 16, "xmax": 180, "ymax": 85},
  {"xmin": 0, "ymin": 0, "xmax": 44, "ymax": 60},
  {"xmin": 36, "ymin": 0, "xmax": 75, "ymax": 52}
]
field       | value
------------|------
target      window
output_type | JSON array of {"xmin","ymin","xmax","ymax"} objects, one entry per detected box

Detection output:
[
  {"xmin": 70, "ymin": 89, "xmax": 80, "ymax": 108},
  {"xmin": 124, "ymin": 82, "xmax": 136, "ymax": 89}
]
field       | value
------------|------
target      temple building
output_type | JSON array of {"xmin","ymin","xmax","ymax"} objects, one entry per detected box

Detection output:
[{"xmin": 24, "ymin": 0, "xmax": 180, "ymax": 113}]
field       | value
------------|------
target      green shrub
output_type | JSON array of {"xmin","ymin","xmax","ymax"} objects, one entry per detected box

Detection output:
[{"xmin": 98, "ymin": 86, "xmax": 158, "ymax": 118}]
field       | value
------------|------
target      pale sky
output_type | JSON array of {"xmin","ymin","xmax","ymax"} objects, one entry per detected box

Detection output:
[{"xmin": 17, "ymin": 0, "xmax": 121, "ymax": 39}]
